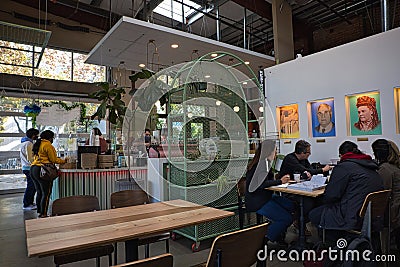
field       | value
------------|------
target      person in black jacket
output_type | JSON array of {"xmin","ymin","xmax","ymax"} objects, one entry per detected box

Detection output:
[
  {"xmin": 246, "ymin": 140, "xmax": 292, "ymax": 242},
  {"xmin": 278, "ymin": 140, "xmax": 331, "ymax": 180},
  {"xmin": 278, "ymin": 140, "xmax": 332, "ymax": 233},
  {"xmin": 309, "ymin": 141, "xmax": 383, "ymax": 241}
]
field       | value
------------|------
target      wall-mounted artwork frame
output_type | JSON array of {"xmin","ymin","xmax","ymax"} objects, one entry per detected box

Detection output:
[
  {"xmin": 395, "ymin": 87, "xmax": 400, "ymax": 134},
  {"xmin": 345, "ymin": 91, "xmax": 382, "ymax": 136},
  {"xmin": 307, "ymin": 98, "xmax": 336, "ymax": 138},
  {"xmin": 276, "ymin": 104, "xmax": 299, "ymax": 139}
]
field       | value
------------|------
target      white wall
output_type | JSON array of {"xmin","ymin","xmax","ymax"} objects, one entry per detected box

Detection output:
[{"xmin": 265, "ymin": 27, "xmax": 400, "ymax": 163}]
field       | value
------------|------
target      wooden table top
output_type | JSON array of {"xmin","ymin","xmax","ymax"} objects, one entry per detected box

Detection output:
[
  {"xmin": 267, "ymin": 185, "xmax": 325, "ymax": 197},
  {"xmin": 25, "ymin": 199, "xmax": 234, "ymax": 257}
]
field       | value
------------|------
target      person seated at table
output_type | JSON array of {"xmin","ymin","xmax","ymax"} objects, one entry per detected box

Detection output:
[
  {"xmin": 309, "ymin": 141, "xmax": 383, "ymax": 242},
  {"xmin": 278, "ymin": 140, "xmax": 332, "ymax": 180},
  {"xmin": 278, "ymin": 140, "xmax": 332, "ymax": 234},
  {"xmin": 246, "ymin": 140, "xmax": 293, "ymax": 245},
  {"xmin": 372, "ymin": 139, "xmax": 400, "ymax": 249}
]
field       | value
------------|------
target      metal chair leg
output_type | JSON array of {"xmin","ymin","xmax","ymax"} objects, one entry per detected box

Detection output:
[
  {"xmin": 96, "ymin": 257, "xmax": 100, "ymax": 267},
  {"xmin": 109, "ymin": 253, "xmax": 112, "ymax": 266},
  {"xmin": 113, "ymin": 242, "xmax": 118, "ymax": 265},
  {"xmin": 165, "ymin": 239, "xmax": 170, "ymax": 252},
  {"xmin": 145, "ymin": 244, "xmax": 150, "ymax": 258}
]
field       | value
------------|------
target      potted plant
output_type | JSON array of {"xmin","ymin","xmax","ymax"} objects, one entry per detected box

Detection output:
[{"xmin": 88, "ymin": 82, "xmax": 127, "ymax": 125}]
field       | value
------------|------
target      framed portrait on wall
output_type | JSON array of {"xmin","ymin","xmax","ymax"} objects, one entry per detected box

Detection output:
[
  {"xmin": 395, "ymin": 87, "xmax": 400, "ymax": 134},
  {"xmin": 308, "ymin": 98, "xmax": 336, "ymax": 138},
  {"xmin": 276, "ymin": 104, "xmax": 299, "ymax": 139},
  {"xmin": 345, "ymin": 91, "xmax": 382, "ymax": 136}
]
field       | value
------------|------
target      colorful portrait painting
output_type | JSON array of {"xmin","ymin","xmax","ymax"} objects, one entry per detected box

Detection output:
[
  {"xmin": 395, "ymin": 87, "xmax": 400, "ymax": 134},
  {"xmin": 348, "ymin": 92, "xmax": 382, "ymax": 136},
  {"xmin": 310, "ymin": 99, "xmax": 336, "ymax": 137},
  {"xmin": 277, "ymin": 104, "xmax": 299, "ymax": 139}
]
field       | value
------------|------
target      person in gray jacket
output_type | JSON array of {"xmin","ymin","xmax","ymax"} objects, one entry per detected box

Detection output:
[
  {"xmin": 372, "ymin": 139, "xmax": 400, "ymax": 249},
  {"xmin": 20, "ymin": 128, "xmax": 39, "ymax": 210},
  {"xmin": 309, "ymin": 141, "xmax": 383, "ymax": 241}
]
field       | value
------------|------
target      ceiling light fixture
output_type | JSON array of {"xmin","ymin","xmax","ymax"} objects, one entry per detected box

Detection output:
[
  {"xmin": 244, "ymin": 61, "xmax": 250, "ymax": 65},
  {"xmin": 171, "ymin": 44, "xmax": 179, "ymax": 48},
  {"xmin": 233, "ymin": 105, "xmax": 240, "ymax": 112},
  {"xmin": 204, "ymin": 75, "xmax": 211, "ymax": 78},
  {"xmin": 211, "ymin": 53, "xmax": 218, "ymax": 57},
  {"xmin": 216, "ymin": 100, "xmax": 221, "ymax": 106},
  {"xmin": 242, "ymin": 81, "xmax": 248, "ymax": 85},
  {"xmin": 259, "ymin": 106, "xmax": 264, "ymax": 113},
  {"xmin": 139, "ymin": 63, "xmax": 146, "ymax": 68}
]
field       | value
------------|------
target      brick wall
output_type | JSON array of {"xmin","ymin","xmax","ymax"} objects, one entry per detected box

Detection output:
[{"xmin": 295, "ymin": 1, "xmax": 400, "ymax": 55}]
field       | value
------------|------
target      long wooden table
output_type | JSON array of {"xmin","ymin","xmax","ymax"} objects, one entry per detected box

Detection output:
[
  {"xmin": 267, "ymin": 185, "xmax": 325, "ymax": 249},
  {"xmin": 25, "ymin": 199, "xmax": 234, "ymax": 261}
]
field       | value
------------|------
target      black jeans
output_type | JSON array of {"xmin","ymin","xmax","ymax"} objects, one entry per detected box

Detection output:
[
  {"xmin": 23, "ymin": 169, "xmax": 37, "ymax": 207},
  {"xmin": 30, "ymin": 166, "xmax": 53, "ymax": 216}
]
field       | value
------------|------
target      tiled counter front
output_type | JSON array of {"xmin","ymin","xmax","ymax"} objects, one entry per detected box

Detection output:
[{"xmin": 51, "ymin": 167, "xmax": 147, "ymax": 209}]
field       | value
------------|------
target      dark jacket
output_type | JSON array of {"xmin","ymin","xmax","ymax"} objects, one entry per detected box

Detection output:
[
  {"xmin": 245, "ymin": 160, "xmax": 282, "ymax": 212},
  {"xmin": 377, "ymin": 162, "xmax": 400, "ymax": 229},
  {"xmin": 320, "ymin": 154, "xmax": 383, "ymax": 230},
  {"xmin": 278, "ymin": 152, "xmax": 323, "ymax": 179}
]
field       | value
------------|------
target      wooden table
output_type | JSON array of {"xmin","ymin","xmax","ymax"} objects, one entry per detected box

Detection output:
[
  {"xmin": 267, "ymin": 185, "xmax": 325, "ymax": 249},
  {"xmin": 25, "ymin": 199, "xmax": 234, "ymax": 261}
]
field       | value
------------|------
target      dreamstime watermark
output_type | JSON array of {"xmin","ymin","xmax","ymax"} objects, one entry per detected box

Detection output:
[{"xmin": 257, "ymin": 238, "xmax": 396, "ymax": 263}]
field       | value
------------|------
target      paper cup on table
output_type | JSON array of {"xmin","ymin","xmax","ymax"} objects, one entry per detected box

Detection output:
[{"xmin": 294, "ymin": 173, "xmax": 301, "ymax": 182}]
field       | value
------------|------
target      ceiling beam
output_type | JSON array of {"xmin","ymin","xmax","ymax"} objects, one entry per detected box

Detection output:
[
  {"xmin": 137, "ymin": 0, "xmax": 165, "ymax": 20},
  {"xmin": 315, "ymin": 0, "xmax": 352, "ymax": 25},
  {"xmin": 11, "ymin": 0, "xmax": 121, "ymax": 32},
  {"xmin": 230, "ymin": 0, "xmax": 273, "ymax": 20},
  {"xmin": 230, "ymin": 0, "xmax": 313, "ymax": 39},
  {"xmin": 90, "ymin": 0, "xmax": 104, "ymax": 7}
]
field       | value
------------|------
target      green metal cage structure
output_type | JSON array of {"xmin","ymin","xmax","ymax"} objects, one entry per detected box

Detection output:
[{"xmin": 165, "ymin": 51, "xmax": 270, "ymax": 251}]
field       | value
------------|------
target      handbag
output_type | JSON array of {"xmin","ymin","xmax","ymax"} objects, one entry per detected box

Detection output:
[{"xmin": 40, "ymin": 163, "xmax": 59, "ymax": 181}]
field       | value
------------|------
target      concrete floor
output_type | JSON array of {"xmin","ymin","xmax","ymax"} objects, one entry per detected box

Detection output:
[{"xmin": 0, "ymin": 193, "xmax": 307, "ymax": 267}]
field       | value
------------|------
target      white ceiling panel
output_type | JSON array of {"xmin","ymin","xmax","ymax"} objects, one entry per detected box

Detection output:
[{"xmin": 86, "ymin": 16, "xmax": 274, "ymax": 74}]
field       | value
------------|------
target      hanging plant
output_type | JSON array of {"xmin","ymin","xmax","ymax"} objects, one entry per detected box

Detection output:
[
  {"xmin": 41, "ymin": 101, "xmax": 86, "ymax": 123},
  {"xmin": 129, "ymin": 69, "xmax": 168, "ymax": 110},
  {"xmin": 23, "ymin": 103, "xmax": 41, "ymax": 127},
  {"xmin": 88, "ymin": 82, "xmax": 127, "ymax": 125}
]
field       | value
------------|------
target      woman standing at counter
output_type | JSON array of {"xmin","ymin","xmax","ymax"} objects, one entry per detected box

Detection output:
[{"xmin": 31, "ymin": 130, "xmax": 67, "ymax": 217}]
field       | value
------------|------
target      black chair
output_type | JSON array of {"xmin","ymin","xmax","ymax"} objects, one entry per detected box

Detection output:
[
  {"xmin": 237, "ymin": 177, "xmax": 263, "ymax": 229},
  {"xmin": 111, "ymin": 253, "xmax": 173, "ymax": 267},
  {"xmin": 110, "ymin": 189, "xmax": 170, "ymax": 264},
  {"xmin": 51, "ymin": 195, "xmax": 114, "ymax": 267}
]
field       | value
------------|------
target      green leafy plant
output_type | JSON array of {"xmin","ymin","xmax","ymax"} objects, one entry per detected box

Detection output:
[
  {"xmin": 88, "ymin": 82, "xmax": 127, "ymax": 125},
  {"xmin": 128, "ymin": 69, "xmax": 154, "ymax": 94},
  {"xmin": 129, "ymin": 69, "xmax": 168, "ymax": 110},
  {"xmin": 41, "ymin": 101, "xmax": 86, "ymax": 123},
  {"xmin": 216, "ymin": 175, "xmax": 229, "ymax": 193}
]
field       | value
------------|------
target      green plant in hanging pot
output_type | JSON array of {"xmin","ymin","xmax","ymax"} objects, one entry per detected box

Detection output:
[
  {"xmin": 88, "ymin": 82, "xmax": 127, "ymax": 125},
  {"xmin": 128, "ymin": 69, "xmax": 168, "ymax": 111}
]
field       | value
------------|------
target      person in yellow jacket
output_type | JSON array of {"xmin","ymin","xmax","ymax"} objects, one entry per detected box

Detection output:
[{"xmin": 31, "ymin": 130, "xmax": 67, "ymax": 218}]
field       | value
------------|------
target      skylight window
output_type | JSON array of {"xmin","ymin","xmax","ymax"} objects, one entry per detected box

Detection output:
[{"xmin": 154, "ymin": 0, "xmax": 202, "ymax": 23}]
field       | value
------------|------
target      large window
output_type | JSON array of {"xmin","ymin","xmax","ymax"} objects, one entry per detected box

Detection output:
[
  {"xmin": 0, "ymin": 41, "xmax": 106, "ymax": 83},
  {"xmin": 0, "ymin": 96, "xmax": 101, "ymax": 171}
]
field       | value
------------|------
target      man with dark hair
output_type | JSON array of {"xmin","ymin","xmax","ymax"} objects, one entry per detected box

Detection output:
[
  {"xmin": 279, "ymin": 140, "xmax": 331, "ymax": 180},
  {"xmin": 20, "ymin": 128, "xmax": 39, "ymax": 210},
  {"xmin": 279, "ymin": 140, "xmax": 332, "ymax": 234}
]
